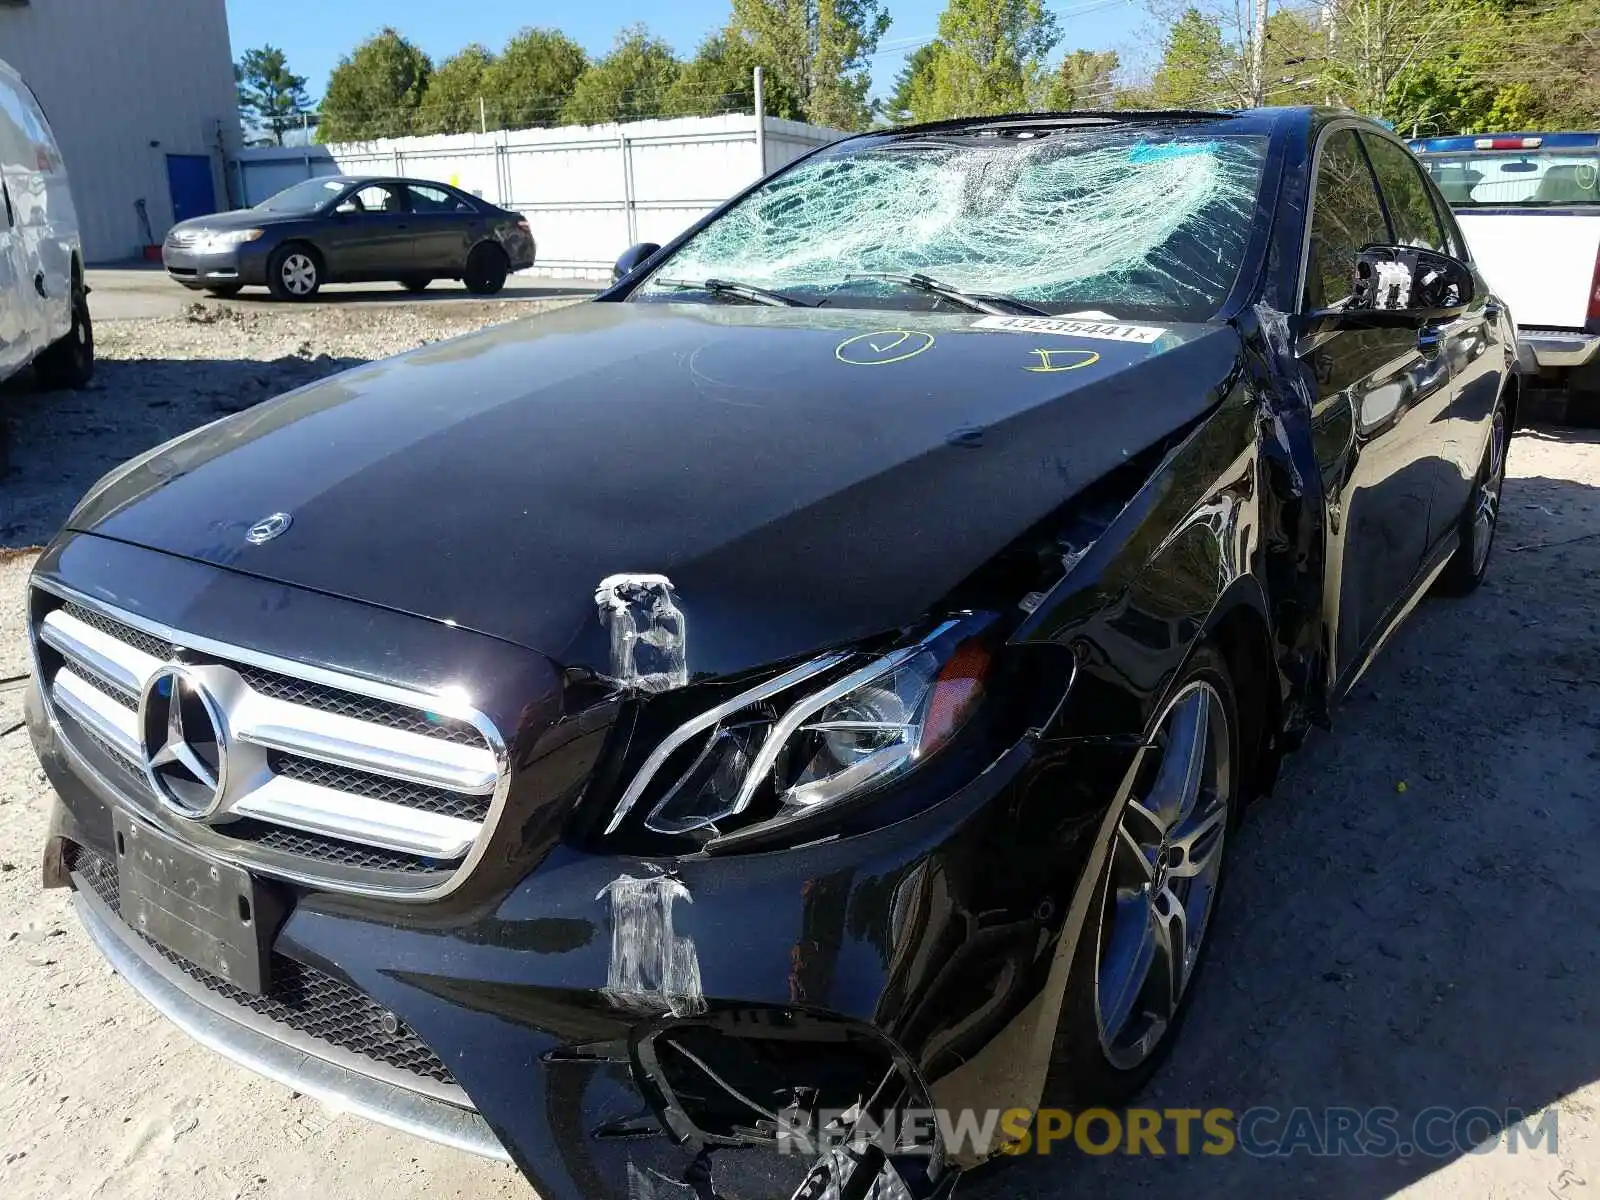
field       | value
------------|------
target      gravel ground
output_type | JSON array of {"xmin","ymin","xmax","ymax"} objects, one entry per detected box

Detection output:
[{"xmin": 0, "ymin": 311, "xmax": 1597, "ymax": 1199}]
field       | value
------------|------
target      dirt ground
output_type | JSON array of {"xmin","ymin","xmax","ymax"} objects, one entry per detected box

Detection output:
[{"xmin": 1, "ymin": 309, "xmax": 1598, "ymax": 1199}]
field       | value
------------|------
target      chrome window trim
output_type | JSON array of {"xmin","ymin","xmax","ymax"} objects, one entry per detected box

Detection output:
[
  {"xmin": 29, "ymin": 576, "xmax": 511, "ymax": 903},
  {"xmin": 1294, "ymin": 117, "xmax": 1389, "ymax": 319}
]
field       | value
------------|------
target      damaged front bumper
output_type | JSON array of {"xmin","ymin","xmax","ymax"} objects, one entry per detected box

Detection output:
[{"xmin": 33, "ymin": 671, "xmax": 1050, "ymax": 1200}]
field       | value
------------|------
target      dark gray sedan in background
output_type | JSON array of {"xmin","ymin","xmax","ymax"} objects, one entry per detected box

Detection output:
[{"xmin": 162, "ymin": 175, "xmax": 535, "ymax": 300}]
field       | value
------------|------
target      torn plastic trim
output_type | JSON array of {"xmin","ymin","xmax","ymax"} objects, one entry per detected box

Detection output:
[
  {"xmin": 1242, "ymin": 301, "xmax": 1330, "ymax": 728},
  {"xmin": 596, "ymin": 574, "xmax": 690, "ymax": 694}
]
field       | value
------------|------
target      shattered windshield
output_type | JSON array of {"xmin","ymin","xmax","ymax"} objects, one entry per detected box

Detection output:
[{"xmin": 636, "ymin": 125, "xmax": 1269, "ymax": 321}]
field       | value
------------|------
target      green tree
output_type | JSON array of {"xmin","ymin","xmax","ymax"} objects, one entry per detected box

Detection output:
[
  {"xmin": 665, "ymin": 31, "xmax": 801, "ymax": 118},
  {"xmin": 1258, "ymin": 8, "xmax": 1321, "ymax": 106},
  {"xmin": 236, "ymin": 45, "xmax": 311, "ymax": 145},
  {"xmin": 419, "ymin": 44, "xmax": 494, "ymax": 135},
  {"xmin": 319, "ymin": 28, "xmax": 432, "ymax": 142},
  {"xmin": 729, "ymin": 0, "xmax": 892, "ymax": 130},
  {"xmin": 914, "ymin": 0, "xmax": 1061, "ymax": 121},
  {"xmin": 877, "ymin": 43, "xmax": 939, "ymax": 122},
  {"xmin": 482, "ymin": 27, "xmax": 588, "ymax": 130},
  {"xmin": 561, "ymin": 26, "xmax": 682, "ymax": 125},
  {"xmin": 1045, "ymin": 48, "xmax": 1120, "ymax": 109},
  {"xmin": 1149, "ymin": 8, "xmax": 1232, "ymax": 107}
]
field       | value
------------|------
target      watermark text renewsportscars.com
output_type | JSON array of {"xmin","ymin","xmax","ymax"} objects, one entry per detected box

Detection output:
[{"xmin": 775, "ymin": 1106, "xmax": 1559, "ymax": 1159}]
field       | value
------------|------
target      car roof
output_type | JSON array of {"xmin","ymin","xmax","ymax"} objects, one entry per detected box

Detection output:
[{"xmin": 833, "ymin": 107, "xmax": 1402, "ymax": 150}]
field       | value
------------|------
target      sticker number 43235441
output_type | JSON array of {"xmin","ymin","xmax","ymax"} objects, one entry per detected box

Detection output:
[{"xmin": 971, "ymin": 315, "xmax": 1168, "ymax": 344}]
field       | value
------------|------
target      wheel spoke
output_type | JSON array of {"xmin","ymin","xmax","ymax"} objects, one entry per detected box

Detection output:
[
  {"xmin": 1151, "ymin": 883, "xmax": 1189, "ymax": 1013},
  {"xmin": 1114, "ymin": 822, "xmax": 1158, "ymax": 887},
  {"xmin": 1165, "ymin": 803, "xmax": 1226, "ymax": 879},
  {"xmin": 1098, "ymin": 888, "xmax": 1157, "ymax": 1044},
  {"xmin": 1146, "ymin": 689, "xmax": 1209, "ymax": 829}
]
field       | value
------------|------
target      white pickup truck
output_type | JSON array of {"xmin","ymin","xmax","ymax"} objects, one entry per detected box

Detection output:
[{"xmin": 1411, "ymin": 132, "xmax": 1600, "ymax": 404}]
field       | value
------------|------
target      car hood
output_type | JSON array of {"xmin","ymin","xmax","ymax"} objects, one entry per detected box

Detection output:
[
  {"xmin": 172, "ymin": 208, "xmax": 305, "ymax": 233},
  {"xmin": 68, "ymin": 302, "xmax": 1241, "ymax": 679}
]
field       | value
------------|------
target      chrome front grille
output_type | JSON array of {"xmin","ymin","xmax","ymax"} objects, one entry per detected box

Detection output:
[
  {"xmin": 164, "ymin": 229, "xmax": 203, "ymax": 250},
  {"xmin": 32, "ymin": 586, "xmax": 508, "ymax": 898}
]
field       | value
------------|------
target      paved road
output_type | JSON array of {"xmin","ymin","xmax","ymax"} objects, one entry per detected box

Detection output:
[{"xmin": 86, "ymin": 265, "xmax": 598, "ymax": 321}]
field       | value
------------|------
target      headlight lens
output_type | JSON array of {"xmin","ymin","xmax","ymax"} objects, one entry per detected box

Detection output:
[
  {"xmin": 608, "ymin": 617, "xmax": 993, "ymax": 841},
  {"xmin": 199, "ymin": 228, "xmax": 263, "ymax": 251}
]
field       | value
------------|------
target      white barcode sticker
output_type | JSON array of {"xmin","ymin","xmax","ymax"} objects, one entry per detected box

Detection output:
[{"xmin": 971, "ymin": 315, "xmax": 1169, "ymax": 344}]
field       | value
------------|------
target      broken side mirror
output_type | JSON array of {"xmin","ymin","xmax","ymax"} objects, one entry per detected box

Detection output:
[
  {"xmin": 1307, "ymin": 244, "xmax": 1475, "ymax": 334},
  {"xmin": 613, "ymin": 241, "xmax": 661, "ymax": 284}
]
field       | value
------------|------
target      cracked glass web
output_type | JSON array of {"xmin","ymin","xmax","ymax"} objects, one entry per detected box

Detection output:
[{"xmin": 645, "ymin": 129, "xmax": 1268, "ymax": 319}]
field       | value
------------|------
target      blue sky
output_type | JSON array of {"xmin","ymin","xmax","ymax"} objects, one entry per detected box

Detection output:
[{"xmin": 224, "ymin": 0, "xmax": 1150, "ymax": 105}]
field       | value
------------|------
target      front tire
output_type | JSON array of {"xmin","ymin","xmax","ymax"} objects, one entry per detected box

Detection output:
[
  {"xmin": 34, "ymin": 273, "xmax": 94, "ymax": 390},
  {"xmin": 462, "ymin": 244, "xmax": 508, "ymax": 295},
  {"xmin": 1046, "ymin": 643, "xmax": 1239, "ymax": 1107},
  {"xmin": 1436, "ymin": 397, "xmax": 1508, "ymax": 596},
  {"xmin": 268, "ymin": 244, "xmax": 321, "ymax": 301}
]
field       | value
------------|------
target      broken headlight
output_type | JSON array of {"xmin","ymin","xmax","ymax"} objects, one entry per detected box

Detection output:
[{"xmin": 604, "ymin": 617, "xmax": 993, "ymax": 842}]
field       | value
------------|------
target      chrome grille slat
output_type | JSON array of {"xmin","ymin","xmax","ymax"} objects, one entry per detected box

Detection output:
[
  {"xmin": 232, "ymin": 666, "xmax": 482, "ymax": 745},
  {"xmin": 52, "ymin": 669, "xmax": 141, "ymax": 761},
  {"xmin": 268, "ymin": 753, "xmax": 491, "ymax": 822},
  {"xmin": 62, "ymin": 602, "xmax": 173, "ymax": 661},
  {"xmin": 229, "ymin": 775, "xmax": 481, "ymax": 859},
  {"xmin": 32, "ymin": 585, "xmax": 509, "ymax": 899}
]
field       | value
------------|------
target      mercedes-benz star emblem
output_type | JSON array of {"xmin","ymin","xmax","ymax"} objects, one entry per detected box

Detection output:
[
  {"xmin": 246, "ymin": 512, "xmax": 293, "ymax": 545},
  {"xmin": 139, "ymin": 666, "xmax": 229, "ymax": 819}
]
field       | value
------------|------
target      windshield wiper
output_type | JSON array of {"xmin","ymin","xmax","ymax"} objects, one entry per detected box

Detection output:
[
  {"xmin": 655, "ymin": 277, "xmax": 806, "ymax": 307},
  {"xmin": 842, "ymin": 272, "xmax": 1048, "ymax": 316}
]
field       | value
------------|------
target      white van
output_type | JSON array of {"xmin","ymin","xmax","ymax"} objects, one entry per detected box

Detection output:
[{"xmin": 0, "ymin": 54, "xmax": 92, "ymax": 392}]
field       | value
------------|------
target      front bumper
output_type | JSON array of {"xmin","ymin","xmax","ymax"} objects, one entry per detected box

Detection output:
[
  {"xmin": 162, "ymin": 244, "xmax": 267, "ymax": 287},
  {"xmin": 30, "ymin": 664, "xmax": 1057, "ymax": 1200},
  {"xmin": 1520, "ymin": 329, "xmax": 1600, "ymax": 369}
]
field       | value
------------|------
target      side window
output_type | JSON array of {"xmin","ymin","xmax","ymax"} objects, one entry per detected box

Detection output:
[
  {"xmin": 348, "ymin": 184, "xmax": 406, "ymax": 214},
  {"xmin": 0, "ymin": 77, "xmax": 57, "ymax": 158},
  {"xmin": 1304, "ymin": 129, "xmax": 1391, "ymax": 311},
  {"xmin": 1362, "ymin": 134, "xmax": 1448, "ymax": 254},
  {"xmin": 407, "ymin": 184, "xmax": 470, "ymax": 213}
]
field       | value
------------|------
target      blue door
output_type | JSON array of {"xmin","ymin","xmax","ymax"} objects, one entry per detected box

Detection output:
[{"xmin": 166, "ymin": 154, "xmax": 217, "ymax": 224}]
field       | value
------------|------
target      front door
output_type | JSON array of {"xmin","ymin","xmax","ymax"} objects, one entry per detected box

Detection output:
[
  {"xmin": 1300, "ymin": 126, "xmax": 1454, "ymax": 691},
  {"xmin": 322, "ymin": 181, "xmax": 414, "ymax": 279},
  {"xmin": 1361, "ymin": 132, "xmax": 1494, "ymax": 548},
  {"xmin": 166, "ymin": 154, "xmax": 217, "ymax": 226}
]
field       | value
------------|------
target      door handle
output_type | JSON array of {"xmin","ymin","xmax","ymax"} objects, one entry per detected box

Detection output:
[{"xmin": 1483, "ymin": 300, "xmax": 1502, "ymax": 323}]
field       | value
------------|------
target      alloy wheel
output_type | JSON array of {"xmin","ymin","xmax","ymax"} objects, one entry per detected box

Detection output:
[
  {"xmin": 1095, "ymin": 680, "xmax": 1231, "ymax": 1070},
  {"xmin": 1471, "ymin": 407, "xmax": 1507, "ymax": 575},
  {"xmin": 281, "ymin": 253, "xmax": 317, "ymax": 297}
]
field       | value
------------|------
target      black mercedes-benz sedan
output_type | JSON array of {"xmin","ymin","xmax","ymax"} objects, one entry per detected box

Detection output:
[
  {"xmin": 28, "ymin": 107, "xmax": 1515, "ymax": 1199},
  {"xmin": 161, "ymin": 175, "xmax": 536, "ymax": 300}
]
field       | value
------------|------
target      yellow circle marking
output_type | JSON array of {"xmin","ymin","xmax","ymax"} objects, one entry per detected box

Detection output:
[
  {"xmin": 1025, "ymin": 348, "xmax": 1101, "ymax": 373},
  {"xmin": 836, "ymin": 329, "xmax": 936, "ymax": 366}
]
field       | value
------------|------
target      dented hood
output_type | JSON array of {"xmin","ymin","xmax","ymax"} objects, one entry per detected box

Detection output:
[{"xmin": 69, "ymin": 302, "xmax": 1240, "ymax": 678}]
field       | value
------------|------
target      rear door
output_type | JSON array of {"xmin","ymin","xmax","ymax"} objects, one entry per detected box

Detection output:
[
  {"xmin": 321, "ymin": 181, "xmax": 414, "ymax": 279},
  {"xmin": 1300, "ymin": 126, "xmax": 1451, "ymax": 690},
  {"xmin": 405, "ymin": 183, "xmax": 479, "ymax": 273}
]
